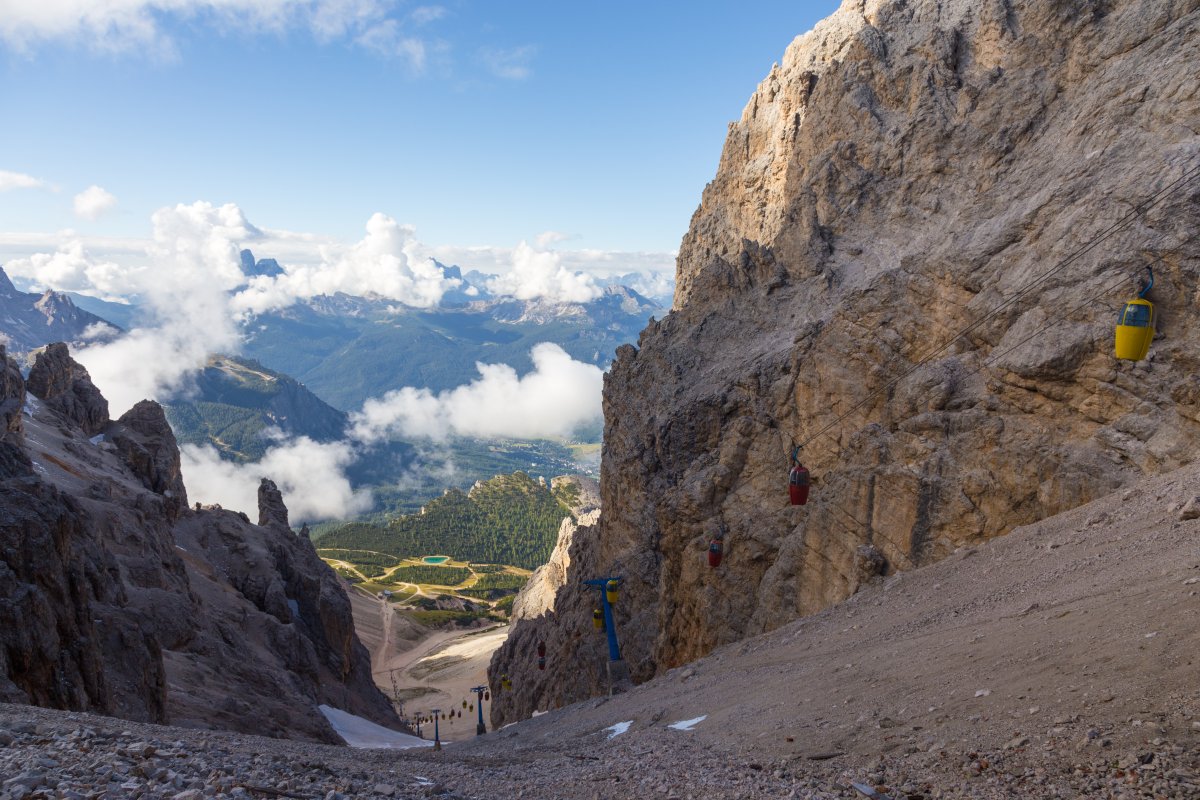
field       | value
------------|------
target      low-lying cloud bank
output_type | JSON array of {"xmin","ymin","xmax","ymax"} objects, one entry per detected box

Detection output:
[
  {"xmin": 3, "ymin": 199, "xmax": 641, "ymax": 521},
  {"xmin": 178, "ymin": 342, "xmax": 604, "ymax": 522},
  {"xmin": 180, "ymin": 437, "xmax": 371, "ymax": 523},
  {"xmin": 352, "ymin": 342, "xmax": 604, "ymax": 443}
]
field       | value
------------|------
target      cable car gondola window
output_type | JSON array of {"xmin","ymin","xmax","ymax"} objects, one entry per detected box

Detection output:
[{"xmin": 1120, "ymin": 303, "xmax": 1151, "ymax": 327}]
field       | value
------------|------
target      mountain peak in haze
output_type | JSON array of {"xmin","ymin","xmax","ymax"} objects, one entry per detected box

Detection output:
[
  {"xmin": 239, "ymin": 249, "xmax": 284, "ymax": 279},
  {"xmin": 0, "ymin": 267, "xmax": 122, "ymax": 356}
]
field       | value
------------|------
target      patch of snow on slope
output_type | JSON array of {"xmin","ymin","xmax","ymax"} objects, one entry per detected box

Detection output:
[
  {"xmin": 668, "ymin": 715, "xmax": 707, "ymax": 731},
  {"xmin": 317, "ymin": 704, "xmax": 431, "ymax": 749},
  {"xmin": 605, "ymin": 721, "xmax": 633, "ymax": 739}
]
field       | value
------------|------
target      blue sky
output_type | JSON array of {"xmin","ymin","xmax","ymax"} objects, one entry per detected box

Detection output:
[
  {"xmin": 0, "ymin": 1, "xmax": 841, "ymax": 275},
  {"xmin": 0, "ymin": 1, "xmax": 849, "ymax": 517}
]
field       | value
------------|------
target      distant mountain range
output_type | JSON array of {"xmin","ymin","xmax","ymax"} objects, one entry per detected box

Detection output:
[
  {"xmin": 238, "ymin": 250, "xmax": 661, "ymax": 410},
  {"xmin": 0, "ymin": 267, "xmax": 120, "ymax": 357},
  {"xmin": 0, "ymin": 250, "xmax": 645, "ymax": 519}
]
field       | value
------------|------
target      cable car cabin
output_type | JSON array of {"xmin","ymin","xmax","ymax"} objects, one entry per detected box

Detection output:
[
  {"xmin": 707, "ymin": 538, "xmax": 723, "ymax": 568},
  {"xmin": 1115, "ymin": 297, "xmax": 1154, "ymax": 361},
  {"xmin": 789, "ymin": 463, "xmax": 810, "ymax": 506}
]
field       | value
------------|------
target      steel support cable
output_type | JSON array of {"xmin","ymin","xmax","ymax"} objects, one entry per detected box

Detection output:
[{"xmin": 794, "ymin": 160, "xmax": 1200, "ymax": 452}]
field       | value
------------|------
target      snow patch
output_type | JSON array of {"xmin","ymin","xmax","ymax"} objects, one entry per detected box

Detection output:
[
  {"xmin": 288, "ymin": 599, "xmax": 300, "ymax": 620},
  {"xmin": 668, "ymin": 715, "xmax": 707, "ymax": 731},
  {"xmin": 22, "ymin": 394, "xmax": 40, "ymax": 417},
  {"xmin": 532, "ymin": 709, "xmax": 548, "ymax": 717},
  {"xmin": 89, "ymin": 433, "xmax": 105, "ymax": 445},
  {"xmin": 604, "ymin": 721, "xmax": 633, "ymax": 739},
  {"xmin": 317, "ymin": 704, "xmax": 431, "ymax": 749}
]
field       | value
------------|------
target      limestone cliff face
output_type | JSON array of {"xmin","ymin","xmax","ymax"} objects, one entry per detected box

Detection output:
[
  {"xmin": 0, "ymin": 345, "xmax": 399, "ymax": 741},
  {"xmin": 491, "ymin": 0, "xmax": 1200, "ymax": 723}
]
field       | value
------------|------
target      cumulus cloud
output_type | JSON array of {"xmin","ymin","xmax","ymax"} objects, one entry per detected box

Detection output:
[
  {"xmin": 485, "ymin": 240, "xmax": 603, "ymax": 304},
  {"xmin": 534, "ymin": 230, "xmax": 571, "ymax": 248},
  {"xmin": 0, "ymin": 170, "xmax": 45, "ymax": 191},
  {"xmin": 424, "ymin": 241, "xmax": 675, "ymax": 284},
  {"xmin": 180, "ymin": 437, "xmax": 372, "ymax": 523},
  {"xmin": 73, "ymin": 201, "xmax": 255, "ymax": 413},
  {"xmin": 3, "ymin": 239, "xmax": 140, "ymax": 299},
  {"xmin": 232, "ymin": 212, "xmax": 460, "ymax": 314},
  {"xmin": 351, "ymin": 343, "xmax": 603, "ymax": 443},
  {"xmin": 73, "ymin": 185, "xmax": 118, "ymax": 220}
]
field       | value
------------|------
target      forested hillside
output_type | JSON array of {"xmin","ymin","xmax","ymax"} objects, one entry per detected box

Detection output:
[
  {"xmin": 317, "ymin": 472, "xmax": 577, "ymax": 569},
  {"xmin": 163, "ymin": 354, "xmax": 348, "ymax": 461}
]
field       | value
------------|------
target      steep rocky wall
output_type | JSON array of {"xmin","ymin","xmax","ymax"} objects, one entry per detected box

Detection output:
[
  {"xmin": 1, "ymin": 345, "xmax": 399, "ymax": 742},
  {"xmin": 491, "ymin": 0, "xmax": 1200, "ymax": 723}
]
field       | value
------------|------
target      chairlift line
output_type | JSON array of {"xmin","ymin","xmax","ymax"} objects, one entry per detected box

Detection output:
[{"xmin": 795, "ymin": 159, "xmax": 1200, "ymax": 452}]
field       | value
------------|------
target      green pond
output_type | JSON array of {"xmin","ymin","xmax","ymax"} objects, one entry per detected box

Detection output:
[{"xmin": 421, "ymin": 556, "xmax": 450, "ymax": 564}]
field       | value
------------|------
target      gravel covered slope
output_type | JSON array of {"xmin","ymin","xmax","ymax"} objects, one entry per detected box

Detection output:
[{"xmin": 5, "ymin": 459, "xmax": 1200, "ymax": 797}]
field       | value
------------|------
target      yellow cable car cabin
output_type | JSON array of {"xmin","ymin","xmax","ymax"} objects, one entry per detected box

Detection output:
[{"xmin": 1114, "ymin": 267, "xmax": 1154, "ymax": 361}]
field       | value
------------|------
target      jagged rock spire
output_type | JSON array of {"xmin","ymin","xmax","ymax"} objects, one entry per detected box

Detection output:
[
  {"xmin": 257, "ymin": 478, "xmax": 290, "ymax": 530},
  {"xmin": 108, "ymin": 401, "xmax": 188, "ymax": 521},
  {"xmin": 26, "ymin": 343, "xmax": 109, "ymax": 436}
]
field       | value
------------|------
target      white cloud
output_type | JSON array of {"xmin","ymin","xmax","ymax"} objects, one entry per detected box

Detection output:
[
  {"xmin": 308, "ymin": 0, "xmax": 387, "ymax": 41},
  {"xmin": 534, "ymin": 230, "xmax": 571, "ymax": 248},
  {"xmin": 180, "ymin": 437, "xmax": 372, "ymax": 523},
  {"xmin": 350, "ymin": 342, "xmax": 604, "ymax": 443},
  {"xmin": 0, "ymin": 0, "xmax": 412, "ymax": 55},
  {"xmin": 232, "ymin": 212, "xmax": 460, "ymax": 314},
  {"xmin": 1, "ymin": 226, "xmax": 677, "ymax": 302},
  {"xmin": 355, "ymin": 20, "xmax": 429, "ymax": 70},
  {"xmin": 73, "ymin": 201, "xmax": 254, "ymax": 413},
  {"xmin": 485, "ymin": 240, "xmax": 603, "ymax": 304},
  {"xmin": 480, "ymin": 45, "xmax": 535, "ymax": 80},
  {"xmin": 0, "ymin": 0, "xmax": 467, "ymax": 73},
  {"xmin": 4, "ymin": 239, "xmax": 140, "ymax": 299},
  {"xmin": 616, "ymin": 270, "xmax": 676, "ymax": 303},
  {"xmin": 73, "ymin": 185, "xmax": 118, "ymax": 220},
  {"xmin": 0, "ymin": 170, "xmax": 45, "ymax": 191},
  {"xmin": 424, "ymin": 241, "xmax": 676, "ymax": 281}
]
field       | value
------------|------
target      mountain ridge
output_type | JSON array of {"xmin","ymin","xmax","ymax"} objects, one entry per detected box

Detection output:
[
  {"xmin": 0, "ymin": 266, "xmax": 120, "ymax": 357},
  {"xmin": 0, "ymin": 341, "xmax": 400, "ymax": 742}
]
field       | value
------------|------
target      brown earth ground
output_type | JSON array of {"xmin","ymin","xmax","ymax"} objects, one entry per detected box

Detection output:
[{"xmin": 347, "ymin": 586, "xmax": 508, "ymax": 742}]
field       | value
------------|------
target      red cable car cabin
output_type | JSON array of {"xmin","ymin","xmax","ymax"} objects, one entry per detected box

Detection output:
[
  {"xmin": 707, "ymin": 538, "xmax": 723, "ymax": 568},
  {"xmin": 789, "ymin": 462, "xmax": 810, "ymax": 505}
]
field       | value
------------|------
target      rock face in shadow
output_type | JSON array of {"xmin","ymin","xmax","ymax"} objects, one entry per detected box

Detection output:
[
  {"xmin": 490, "ymin": 0, "xmax": 1200, "ymax": 724},
  {"xmin": 107, "ymin": 401, "xmax": 188, "ymax": 523},
  {"xmin": 0, "ymin": 343, "xmax": 399, "ymax": 742},
  {"xmin": 26, "ymin": 342, "xmax": 109, "ymax": 436},
  {"xmin": 0, "ymin": 345, "xmax": 23, "ymax": 441}
]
